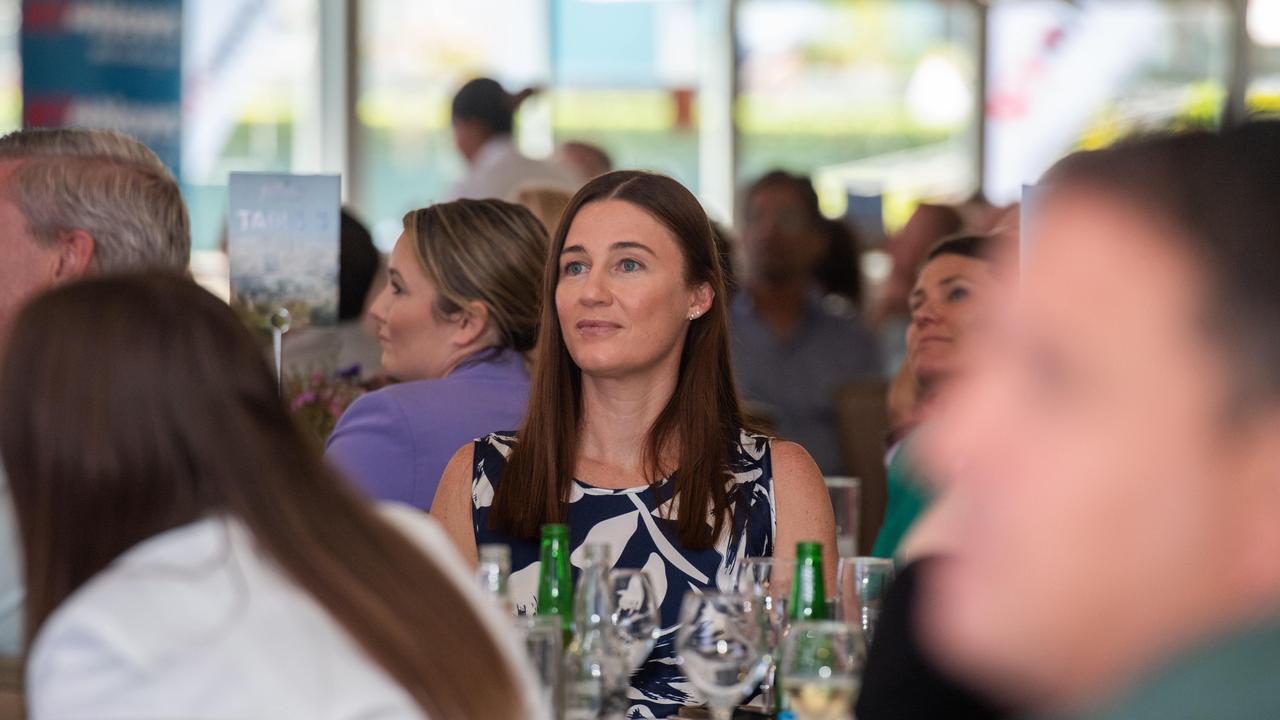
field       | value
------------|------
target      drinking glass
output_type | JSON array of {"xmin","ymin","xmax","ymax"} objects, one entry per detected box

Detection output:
[
  {"xmin": 825, "ymin": 477, "xmax": 861, "ymax": 558},
  {"xmin": 779, "ymin": 621, "xmax": 865, "ymax": 720},
  {"xmin": 835, "ymin": 557, "xmax": 896, "ymax": 644},
  {"xmin": 601, "ymin": 569, "xmax": 661, "ymax": 718},
  {"xmin": 609, "ymin": 569, "xmax": 661, "ymax": 671},
  {"xmin": 735, "ymin": 557, "xmax": 793, "ymax": 708},
  {"xmin": 516, "ymin": 614, "xmax": 563, "ymax": 720},
  {"xmin": 676, "ymin": 591, "xmax": 768, "ymax": 720}
]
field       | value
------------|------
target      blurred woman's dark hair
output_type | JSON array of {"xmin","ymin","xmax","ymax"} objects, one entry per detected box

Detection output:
[
  {"xmin": 923, "ymin": 233, "xmax": 997, "ymax": 267},
  {"xmin": 745, "ymin": 169, "xmax": 865, "ymax": 305},
  {"xmin": 451, "ymin": 77, "xmax": 537, "ymax": 136},
  {"xmin": 1041, "ymin": 120, "xmax": 1280, "ymax": 409},
  {"xmin": 339, "ymin": 208, "xmax": 379, "ymax": 321},
  {"xmin": 0, "ymin": 273, "xmax": 525, "ymax": 718}
]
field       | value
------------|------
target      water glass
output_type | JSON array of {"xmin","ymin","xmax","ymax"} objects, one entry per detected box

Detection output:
[
  {"xmin": 735, "ymin": 557, "xmax": 793, "ymax": 707},
  {"xmin": 835, "ymin": 557, "xmax": 896, "ymax": 643},
  {"xmin": 676, "ymin": 591, "xmax": 769, "ymax": 720},
  {"xmin": 779, "ymin": 620, "xmax": 865, "ymax": 720},
  {"xmin": 825, "ymin": 477, "xmax": 861, "ymax": 558},
  {"xmin": 516, "ymin": 614, "xmax": 563, "ymax": 720}
]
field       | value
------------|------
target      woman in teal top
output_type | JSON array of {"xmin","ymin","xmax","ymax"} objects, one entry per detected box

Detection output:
[{"xmin": 872, "ymin": 234, "xmax": 1004, "ymax": 559}]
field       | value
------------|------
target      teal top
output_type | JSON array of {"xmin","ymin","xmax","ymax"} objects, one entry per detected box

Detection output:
[
  {"xmin": 1044, "ymin": 618, "xmax": 1280, "ymax": 720},
  {"xmin": 871, "ymin": 432, "xmax": 931, "ymax": 559}
]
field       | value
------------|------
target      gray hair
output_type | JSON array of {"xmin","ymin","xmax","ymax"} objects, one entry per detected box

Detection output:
[{"xmin": 0, "ymin": 128, "xmax": 190, "ymax": 272}]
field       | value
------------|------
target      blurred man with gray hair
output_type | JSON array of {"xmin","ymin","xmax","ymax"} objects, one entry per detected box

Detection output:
[{"xmin": 0, "ymin": 127, "xmax": 191, "ymax": 655}]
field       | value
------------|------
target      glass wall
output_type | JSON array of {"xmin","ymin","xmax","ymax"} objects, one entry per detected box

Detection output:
[
  {"xmin": 182, "ymin": 0, "xmax": 325, "ymax": 252},
  {"xmin": 549, "ymin": 0, "xmax": 701, "ymax": 192},
  {"xmin": 354, "ymin": 0, "xmax": 547, "ymax": 250},
  {"xmin": 1249, "ymin": 0, "xmax": 1280, "ymax": 115},
  {"xmin": 736, "ymin": 0, "xmax": 982, "ymax": 232},
  {"xmin": 985, "ymin": 0, "xmax": 1232, "ymax": 204},
  {"xmin": 0, "ymin": 0, "xmax": 17, "ymax": 134}
]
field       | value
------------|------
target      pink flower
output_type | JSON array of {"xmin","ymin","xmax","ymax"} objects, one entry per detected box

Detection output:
[{"xmin": 291, "ymin": 390, "xmax": 318, "ymax": 411}]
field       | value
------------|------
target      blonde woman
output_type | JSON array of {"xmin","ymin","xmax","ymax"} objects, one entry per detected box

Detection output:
[{"xmin": 325, "ymin": 199, "xmax": 548, "ymax": 510}]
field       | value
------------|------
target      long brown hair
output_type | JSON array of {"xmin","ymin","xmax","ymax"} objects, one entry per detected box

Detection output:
[
  {"xmin": 0, "ymin": 273, "xmax": 523, "ymax": 717},
  {"xmin": 488, "ymin": 170, "xmax": 749, "ymax": 549}
]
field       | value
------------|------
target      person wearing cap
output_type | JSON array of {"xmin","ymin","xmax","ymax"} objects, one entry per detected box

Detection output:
[{"xmin": 448, "ymin": 77, "xmax": 578, "ymax": 202}]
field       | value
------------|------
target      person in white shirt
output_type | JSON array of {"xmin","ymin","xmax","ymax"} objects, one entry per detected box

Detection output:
[
  {"xmin": 0, "ymin": 273, "xmax": 546, "ymax": 720},
  {"xmin": 448, "ymin": 77, "xmax": 578, "ymax": 202},
  {"xmin": 0, "ymin": 127, "xmax": 193, "ymax": 658}
]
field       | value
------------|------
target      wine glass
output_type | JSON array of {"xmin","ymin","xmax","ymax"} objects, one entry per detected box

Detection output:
[
  {"xmin": 610, "ymin": 569, "xmax": 661, "ymax": 671},
  {"xmin": 835, "ymin": 557, "xmax": 895, "ymax": 644},
  {"xmin": 779, "ymin": 620, "xmax": 865, "ymax": 720},
  {"xmin": 735, "ymin": 557, "xmax": 793, "ymax": 708},
  {"xmin": 675, "ymin": 590, "xmax": 768, "ymax": 720},
  {"xmin": 600, "ymin": 569, "xmax": 661, "ymax": 718}
]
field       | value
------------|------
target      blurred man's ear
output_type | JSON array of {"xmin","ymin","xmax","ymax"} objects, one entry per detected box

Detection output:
[{"xmin": 52, "ymin": 229, "xmax": 95, "ymax": 283}]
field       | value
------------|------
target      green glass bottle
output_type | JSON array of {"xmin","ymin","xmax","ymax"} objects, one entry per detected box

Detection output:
[
  {"xmin": 536, "ymin": 523, "xmax": 573, "ymax": 640},
  {"xmin": 777, "ymin": 542, "xmax": 828, "ymax": 717},
  {"xmin": 789, "ymin": 541, "xmax": 827, "ymax": 621}
]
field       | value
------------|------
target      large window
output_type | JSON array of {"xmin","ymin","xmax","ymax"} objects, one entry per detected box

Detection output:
[
  {"xmin": 354, "ymin": 0, "xmax": 547, "ymax": 250},
  {"xmin": 1249, "ymin": 0, "xmax": 1280, "ymax": 115},
  {"xmin": 182, "ymin": 0, "xmax": 326, "ymax": 252},
  {"xmin": 549, "ymin": 0, "xmax": 701, "ymax": 192},
  {"xmin": 0, "ymin": 0, "xmax": 17, "ymax": 134},
  {"xmin": 736, "ymin": 0, "xmax": 982, "ymax": 231},
  {"xmin": 985, "ymin": 0, "xmax": 1232, "ymax": 204}
]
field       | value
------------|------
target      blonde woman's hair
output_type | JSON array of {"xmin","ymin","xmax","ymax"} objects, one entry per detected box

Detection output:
[
  {"xmin": 515, "ymin": 184, "xmax": 574, "ymax": 236},
  {"xmin": 403, "ymin": 198, "xmax": 548, "ymax": 353},
  {"xmin": 0, "ymin": 128, "xmax": 190, "ymax": 272}
]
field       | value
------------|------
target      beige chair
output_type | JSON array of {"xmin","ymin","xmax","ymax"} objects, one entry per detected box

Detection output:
[
  {"xmin": 0, "ymin": 655, "xmax": 22, "ymax": 720},
  {"xmin": 832, "ymin": 378, "xmax": 891, "ymax": 555}
]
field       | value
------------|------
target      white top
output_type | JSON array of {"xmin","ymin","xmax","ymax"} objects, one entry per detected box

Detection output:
[
  {"xmin": 26, "ymin": 505, "xmax": 547, "ymax": 720},
  {"xmin": 448, "ymin": 137, "xmax": 579, "ymax": 202}
]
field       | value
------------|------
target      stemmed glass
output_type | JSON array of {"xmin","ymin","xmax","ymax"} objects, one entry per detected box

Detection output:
[
  {"xmin": 675, "ymin": 591, "xmax": 769, "ymax": 720},
  {"xmin": 735, "ymin": 557, "xmax": 793, "ymax": 708},
  {"xmin": 601, "ymin": 569, "xmax": 661, "ymax": 718},
  {"xmin": 779, "ymin": 620, "xmax": 865, "ymax": 720},
  {"xmin": 835, "ymin": 557, "xmax": 895, "ymax": 644}
]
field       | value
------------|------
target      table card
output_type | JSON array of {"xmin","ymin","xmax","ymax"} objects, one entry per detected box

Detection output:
[{"xmin": 228, "ymin": 172, "xmax": 341, "ymax": 331}]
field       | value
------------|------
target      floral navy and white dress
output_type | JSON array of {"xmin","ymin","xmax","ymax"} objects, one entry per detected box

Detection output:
[{"xmin": 471, "ymin": 430, "xmax": 777, "ymax": 719}]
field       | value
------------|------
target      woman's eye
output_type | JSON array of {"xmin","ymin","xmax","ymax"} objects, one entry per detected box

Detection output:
[
  {"xmin": 563, "ymin": 261, "xmax": 586, "ymax": 276},
  {"xmin": 947, "ymin": 287, "xmax": 970, "ymax": 302},
  {"xmin": 391, "ymin": 282, "xmax": 405, "ymax": 296},
  {"xmin": 619, "ymin": 258, "xmax": 642, "ymax": 272}
]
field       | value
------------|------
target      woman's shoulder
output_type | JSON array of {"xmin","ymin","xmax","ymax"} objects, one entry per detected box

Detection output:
[
  {"xmin": 467, "ymin": 431, "xmax": 521, "ymax": 470},
  {"xmin": 28, "ymin": 518, "xmax": 260, "ymax": 676}
]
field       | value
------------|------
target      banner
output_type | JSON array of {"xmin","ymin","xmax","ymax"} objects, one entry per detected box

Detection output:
[{"xmin": 21, "ymin": 0, "xmax": 184, "ymax": 177}]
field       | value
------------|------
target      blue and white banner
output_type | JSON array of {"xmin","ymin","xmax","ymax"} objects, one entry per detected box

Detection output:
[{"xmin": 21, "ymin": 0, "xmax": 183, "ymax": 177}]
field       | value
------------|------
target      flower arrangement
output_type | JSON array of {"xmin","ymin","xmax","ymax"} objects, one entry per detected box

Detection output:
[{"xmin": 285, "ymin": 364, "xmax": 393, "ymax": 443}]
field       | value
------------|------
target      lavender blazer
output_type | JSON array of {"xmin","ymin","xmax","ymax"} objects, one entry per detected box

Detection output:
[{"xmin": 325, "ymin": 348, "xmax": 530, "ymax": 510}]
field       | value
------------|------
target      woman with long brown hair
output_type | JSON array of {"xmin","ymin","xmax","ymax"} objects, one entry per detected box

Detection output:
[
  {"xmin": 434, "ymin": 170, "xmax": 837, "ymax": 718},
  {"xmin": 0, "ymin": 273, "xmax": 543, "ymax": 719}
]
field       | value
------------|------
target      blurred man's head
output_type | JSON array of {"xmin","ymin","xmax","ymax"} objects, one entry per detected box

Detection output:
[
  {"xmin": 740, "ymin": 170, "xmax": 827, "ymax": 288},
  {"xmin": 920, "ymin": 123, "xmax": 1280, "ymax": 713},
  {"xmin": 0, "ymin": 128, "xmax": 190, "ymax": 348},
  {"xmin": 556, "ymin": 141, "xmax": 612, "ymax": 184}
]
